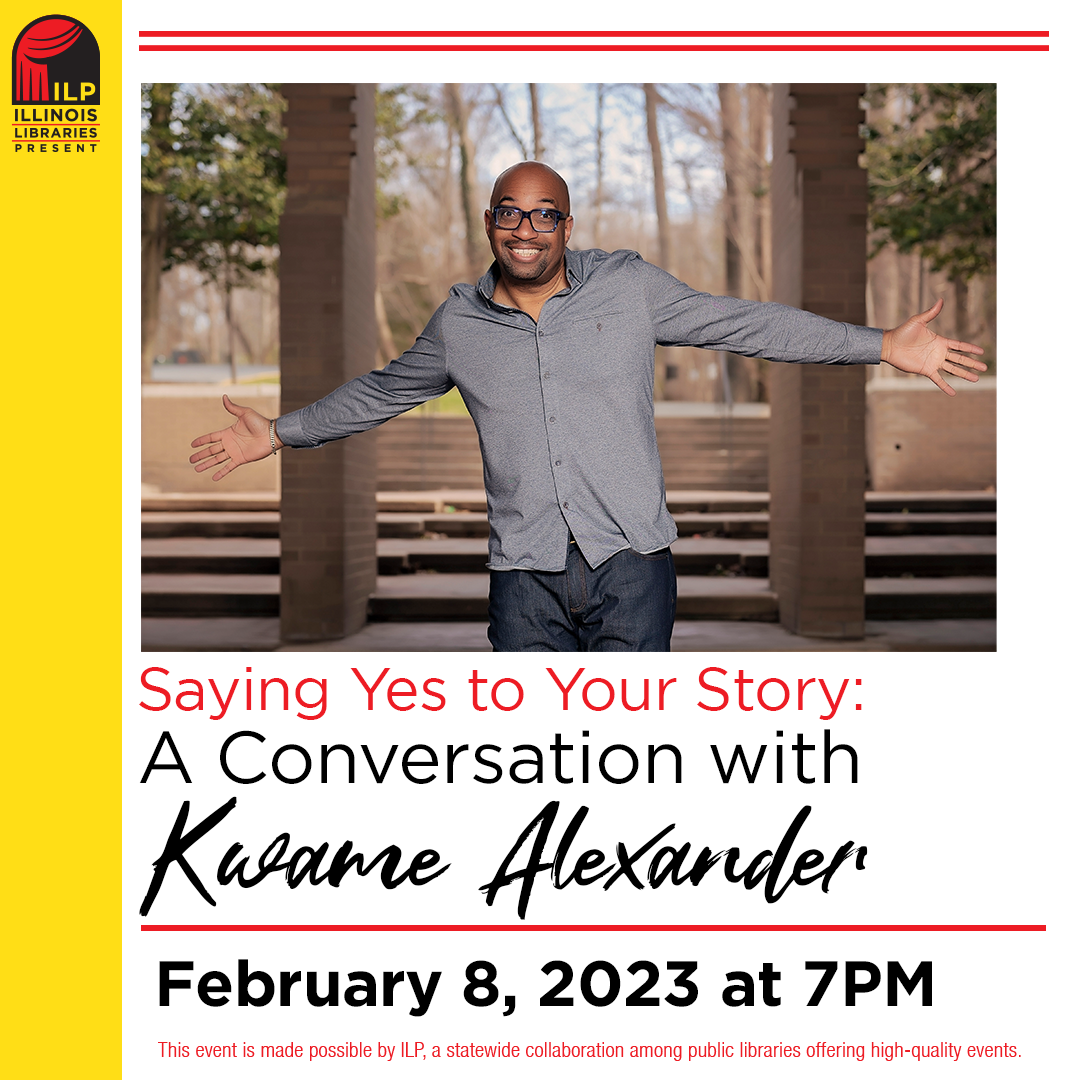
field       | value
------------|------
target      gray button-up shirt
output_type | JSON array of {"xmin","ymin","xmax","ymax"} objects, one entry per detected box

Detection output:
[{"xmin": 275, "ymin": 248, "xmax": 882, "ymax": 572}]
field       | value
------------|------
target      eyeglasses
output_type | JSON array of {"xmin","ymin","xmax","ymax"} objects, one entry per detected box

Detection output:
[{"xmin": 490, "ymin": 206, "xmax": 569, "ymax": 232}]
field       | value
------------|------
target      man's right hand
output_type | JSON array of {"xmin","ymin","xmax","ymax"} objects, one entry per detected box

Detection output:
[{"xmin": 189, "ymin": 394, "xmax": 277, "ymax": 481}]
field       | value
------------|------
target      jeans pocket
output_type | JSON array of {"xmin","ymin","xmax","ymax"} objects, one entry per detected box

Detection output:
[{"xmin": 629, "ymin": 547, "xmax": 671, "ymax": 562}]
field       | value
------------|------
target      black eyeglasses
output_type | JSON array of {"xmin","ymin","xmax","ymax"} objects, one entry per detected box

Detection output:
[{"xmin": 490, "ymin": 206, "xmax": 569, "ymax": 232}]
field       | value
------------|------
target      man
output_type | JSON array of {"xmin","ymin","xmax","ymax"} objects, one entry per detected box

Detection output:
[{"xmin": 191, "ymin": 161, "xmax": 985, "ymax": 652}]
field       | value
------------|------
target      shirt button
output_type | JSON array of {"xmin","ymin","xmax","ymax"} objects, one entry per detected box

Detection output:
[
  {"xmin": 563, "ymin": 502, "xmax": 569, "ymax": 509},
  {"xmin": 538, "ymin": 330, "xmax": 545, "ymax": 336},
  {"xmin": 549, "ymin": 416, "xmax": 556, "ymax": 423},
  {"xmin": 543, "ymin": 372, "xmax": 551, "ymax": 379},
  {"xmin": 555, "ymin": 460, "xmax": 561, "ymax": 466}
]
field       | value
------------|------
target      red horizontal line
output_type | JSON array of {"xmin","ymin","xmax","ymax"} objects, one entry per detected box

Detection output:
[
  {"xmin": 11, "ymin": 123, "xmax": 101, "ymax": 126},
  {"xmin": 138, "ymin": 44, "xmax": 1047, "ymax": 52},
  {"xmin": 142, "ymin": 924, "xmax": 1047, "ymax": 932},
  {"xmin": 12, "ymin": 138, "xmax": 99, "ymax": 142},
  {"xmin": 137, "ymin": 29, "xmax": 1050, "ymax": 38}
]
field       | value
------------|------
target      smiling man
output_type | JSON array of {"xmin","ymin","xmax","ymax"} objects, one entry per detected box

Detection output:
[{"xmin": 191, "ymin": 161, "xmax": 985, "ymax": 652}]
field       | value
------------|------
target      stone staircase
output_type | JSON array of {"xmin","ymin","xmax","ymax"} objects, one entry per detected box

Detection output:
[{"xmin": 142, "ymin": 490, "xmax": 996, "ymax": 631}]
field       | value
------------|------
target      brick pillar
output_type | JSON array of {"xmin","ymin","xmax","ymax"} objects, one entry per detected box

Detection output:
[
  {"xmin": 768, "ymin": 85, "xmax": 868, "ymax": 638},
  {"xmin": 278, "ymin": 85, "xmax": 377, "ymax": 641}
]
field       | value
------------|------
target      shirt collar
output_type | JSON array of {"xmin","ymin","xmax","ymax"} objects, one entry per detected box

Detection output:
[{"xmin": 477, "ymin": 249, "xmax": 583, "ymax": 302}]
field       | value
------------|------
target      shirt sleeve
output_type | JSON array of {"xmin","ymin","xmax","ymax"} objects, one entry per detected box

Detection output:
[
  {"xmin": 275, "ymin": 303, "xmax": 454, "ymax": 448},
  {"xmin": 636, "ymin": 257, "xmax": 883, "ymax": 365}
]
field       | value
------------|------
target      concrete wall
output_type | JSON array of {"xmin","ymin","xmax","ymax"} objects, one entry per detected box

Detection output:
[
  {"xmin": 867, "ymin": 377, "xmax": 996, "ymax": 491},
  {"xmin": 143, "ymin": 386, "xmax": 996, "ymax": 495},
  {"xmin": 141, "ymin": 383, "xmax": 281, "ymax": 494}
]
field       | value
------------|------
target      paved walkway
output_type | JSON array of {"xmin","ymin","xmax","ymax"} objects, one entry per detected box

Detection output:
[{"xmin": 142, "ymin": 616, "xmax": 995, "ymax": 652}]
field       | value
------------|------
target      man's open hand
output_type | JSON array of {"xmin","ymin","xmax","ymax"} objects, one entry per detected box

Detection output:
[
  {"xmin": 880, "ymin": 298, "xmax": 987, "ymax": 395},
  {"xmin": 189, "ymin": 394, "xmax": 275, "ymax": 481}
]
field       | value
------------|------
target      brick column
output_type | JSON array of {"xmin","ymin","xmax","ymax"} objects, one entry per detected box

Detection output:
[
  {"xmin": 278, "ymin": 85, "xmax": 377, "ymax": 641},
  {"xmin": 768, "ymin": 85, "xmax": 868, "ymax": 638}
]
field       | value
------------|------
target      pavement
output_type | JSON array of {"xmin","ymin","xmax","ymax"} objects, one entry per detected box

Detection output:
[{"xmin": 142, "ymin": 616, "xmax": 995, "ymax": 652}]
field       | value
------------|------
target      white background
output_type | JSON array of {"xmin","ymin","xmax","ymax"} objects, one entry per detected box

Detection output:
[{"xmin": 125, "ymin": 6, "xmax": 1073, "ymax": 1074}]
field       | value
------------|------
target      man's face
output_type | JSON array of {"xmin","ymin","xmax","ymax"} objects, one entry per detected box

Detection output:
[{"xmin": 484, "ymin": 163, "xmax": 573, "ymax": 288}]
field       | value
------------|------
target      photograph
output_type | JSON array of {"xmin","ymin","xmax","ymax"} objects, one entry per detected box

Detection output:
[{"xmin": 140, "ymin": 80, "xmax": 997, "ymax": 654}]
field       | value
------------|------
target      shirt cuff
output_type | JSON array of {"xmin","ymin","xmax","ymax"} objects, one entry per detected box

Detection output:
[
  {"xmin": 849, "ymin": 324, "xmax": 884, "ymax": 364},
  {"xmin": 273, "ymin": 409, "xmax": 320, "ymax": 449}
]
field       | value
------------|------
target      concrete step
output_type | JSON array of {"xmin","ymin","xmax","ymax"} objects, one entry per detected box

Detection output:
[
  {"xmin": 141, "ymin": 510, "xmax": 281, "ymax": 539},
  {"xmin": 142, "ymin": 492, "xmax": 280, "ymax": 512},
  {"xmin": 865, "ymin": 576, "xmax": 996, "ymax": 619},
  {"xmin": 369, "ymin": 490, "xmax": 998, "ymax": 515},
  {"xmin": 369, "ymin": 575, "xmax": 997, "ymax": 622},
  {"xmin": 377, "ymin": 490, "xmax": 488, "ymax": 513},
  {"xmin": 141, "ymin": 507, "xmax": 997, "ymax": 542},
  {"xmin": 864, "ymin": 512, "xmax": 996, "ymax": 536},
  {"xmin": 142, "ymin": 537, "xmax": 280, "ymax": 574},
  {"xmin": 142, "ymin": 572, "xmax": 996, "ymax": 621},
  {"xmin": 368, "ymin": 573, "xmax": 490, "ymax": 620},
  {"xmin": 143, "ymin": 489, "xmax": 997, "ymax": 516},
  {"xmin": 863, "ymin": 535, "xmax": 996, "ymax": 576},
  {"xmin": 669, "ymin": 577, "xmax": 779, "ymax": 620},
  {"xmin": 374, "ymin": 511, "xmax": 487, "ymax": 538},
  {"xmin": 141, "ymin": 573, "xmax": 280, "ymax": 616},
  {"xmin": 365, "ymin": 574, "xmax": 782, "ymax": 621},
  {"xmin": 143, "ymin": 534, "xmax": 996, "ymax": 579},
  {"xmin": 865, "ymin": 491, "xmax": 996, "ymax": 513}
]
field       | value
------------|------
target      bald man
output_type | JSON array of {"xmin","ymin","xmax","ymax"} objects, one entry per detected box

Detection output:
[{"xmin": 192, "ymin": 161, "xmax": 985, "ymax": 652}]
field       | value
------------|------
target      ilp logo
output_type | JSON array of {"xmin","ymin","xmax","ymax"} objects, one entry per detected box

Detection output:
[
  {"xmin": 13, "ymin": 14, "xmax": 99, "ymax": 103},
  {"xmin": 12, "ymin": 14, "xmax": 101, "ymax": 153}
]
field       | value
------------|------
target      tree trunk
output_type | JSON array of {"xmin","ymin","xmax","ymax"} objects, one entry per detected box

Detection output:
[
  {"xmin": 644, "ymin": 83, "xmax": 672, "ymax": 273},
  {"xmin": 445, "ymin": 84, "xmax": 487, "ymax": 279},
  {"xmin": 491, "ymin": 84, "xmax": 528, "ymax": 158},
  {"xmin": 529, "ymin": 83, "xmax": 544, "ymax": 160},
  {"xmin": 594, "ymin": 84, "xmax": 605, "ymax": 249},
  {"xmin": 748, "ymin": 83, "xmax": 772, "ymax": 299},
  {"xmin": 140, "ymin": 190, "xmax": 166, "ymax": 381},
  {"xmin": 140, "ymin": 84, "xmax": 175, "ymax": 381},
  {"xmin": 719, "ymin": 83, "xmax": 766, "ymax": 299},
  {"xmin": 952, "ymin": 276, "xmax": 969, "ymax": 340},
  {"xmin": 374, "ymin": 287, "xmax": 397, "ymax": 365},
  {"xmin": 225, "ymin": 267, "xmax": 238, "ymax": 384},
  {"xmin": 719, "ymin": 84, "xmax": 755, "ymax": 399},
  {"xmin": 644, "ymin": 84, "xmax": 675, "ymax": 399}
]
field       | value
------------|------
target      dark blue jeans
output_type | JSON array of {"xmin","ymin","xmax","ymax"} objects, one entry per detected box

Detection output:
[{"xmin": 488, "ymin": 540, "xmax": 676, "ymax": 652}]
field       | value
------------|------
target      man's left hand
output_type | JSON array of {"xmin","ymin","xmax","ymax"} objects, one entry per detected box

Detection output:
[{"xmin": 880, "ymin": 298, "xmax": 987, "ymax": 395}]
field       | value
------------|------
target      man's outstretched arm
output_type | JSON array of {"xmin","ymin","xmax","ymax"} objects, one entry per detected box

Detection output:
[
  {"xmin": 189, "ymin": 395, "xmax": 279, "ymax": 482},
  {"xmin": 190, "ymin": 303, "xmax": 454, "ymax": 481},
  {"xmin": 641, "ymin": 256, "xmax": 986, "ymax": 393},
  {"xmin": 880, "ymin": 298, "xmax": 986, "ymax": 395}
]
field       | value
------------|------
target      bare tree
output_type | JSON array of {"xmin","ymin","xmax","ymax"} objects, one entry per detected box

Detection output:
[
  {"xmin": 719, "ymin": 84, "xmax": 760, "ymax": 298},
  {"xmin": 374, "ymin": 288, "xmax": 398, "ymax": 365},
  {"xmin": 747, "ymin": 83, "xmax": 772, "ymax": 298},
  {"xmin": 644, "ymin": 83, "xmax": 672, "ymax": 272},
  {"xmin": 445, "ymin": 84, "xmax": 488, "ymax": 279},
  {"xmin": 529, "ymin": 83, "xmax": 545, "ymax": 159},
  {"xmin": 718, "ymin": 84, "xmax": 772, "ymax": 400},
  {"xmin": 491, "ymin": 84, "xmax": 529, "ymax": 158},
  {"xmin": 594, "ymin": 84, "xmax": 605, "ymax": 248}
]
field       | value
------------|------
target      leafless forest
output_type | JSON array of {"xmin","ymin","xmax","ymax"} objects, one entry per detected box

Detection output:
[{"xmin": 148, "ymin": 83, "xmax": 995, "ymax": 402}]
